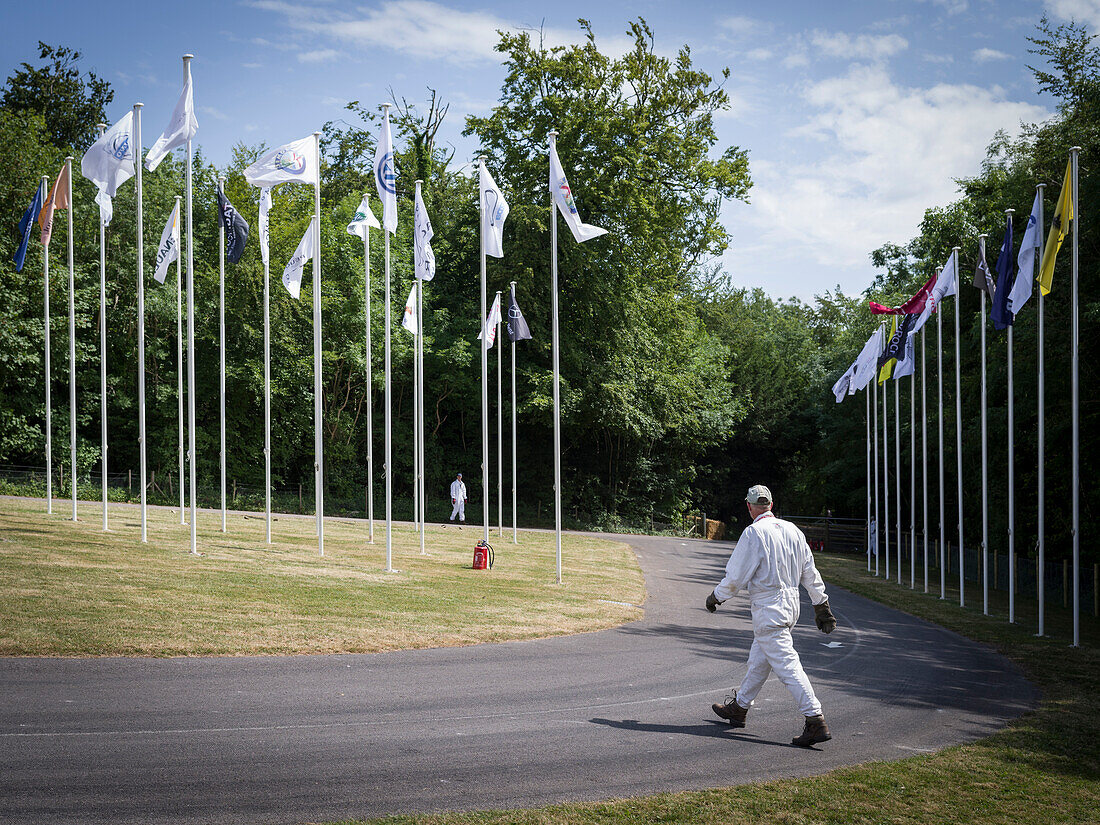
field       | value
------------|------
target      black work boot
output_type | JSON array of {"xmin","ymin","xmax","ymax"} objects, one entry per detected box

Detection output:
[
  {"xmin": 711, "ymin": 694, "xmax": 749, "ymax": 728},
  {"xmin": 792, "ymin": 714, "xmax": 831, "ymax": 746}
]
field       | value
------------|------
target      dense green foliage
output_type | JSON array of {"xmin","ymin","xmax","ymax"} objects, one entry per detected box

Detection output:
[{"xmin": 0, "ymin": 17, "xmax": 1094, "ymax": 557}]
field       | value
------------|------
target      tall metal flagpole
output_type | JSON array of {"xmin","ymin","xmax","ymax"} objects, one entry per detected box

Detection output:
[
  {"xmin": 96, "ymin": 124, "xmax": 108, "ymax": 531},
  {"xmin": 953, "ymin": 247, "xmax": 964, "ymax": 606},
  {"xmin": 549, "ymin": 132, "xmax": 563, "ymax": 584},
  {"xmin": 479, "ymin": 158, "xmax": 490, "ymax": 544},
  {"xmin": 910, "ymin": 369, "xmax": 916, "ymax": 589},
  {"xmin": 134, "ymin": 103, "xmax": 147, "ymax": 542},
  {"xmin": 1071, "ymin": 146, "xmax": 1081, "ymax": 648},
  {"xmin": 184, "ymin": 56, "xmax": 197, "ymax": 557},
  {"xmin": 363, "ymin": 197, "xmax": 374, "ymax": 544},
  {"xmin": 65, "ymin": 156, "xmax": 77, "ymax": 522},
  {"xmin": 979, "ymin": 233, "xmax": 990, "ymax": 615},
  {"xmin": 262, "ymin": 189, "xmax": 271, "ymax": 544},
  {"xmin": 511, "ymin": 280, "xmax": 518, "ymax": 545},
  {"xmin": 42, "ymin": 175, "xmax": 52, "ymax": 515},
  {"xmin": 411, "ymin": 190, "xmax": 420, "ymax": 537},
  {"xmin": 312, "ymin": 131, "xmax": 324, "ymax": 556},
  {"xmin": 418, "ymin": 275, "xmax": 425, "ymax": 554},
  {"xmin": 882, "ymin": 377, "xmax": 890, "ymax": 581},
  {"xmin": 218, "ymin": 176, "xmax": 227, "ymax": 533},
  {"xmin": 1006, "ymin": 208, "xmax": 1015, "ymax": 621},
  {"xmin": 496, "ymin": 291, "xmax": 503, "ymax": 539},
  {"xmin": 1035, "ymin": 186, "xmax": 1046, "ymax": 636},
  {"xmin": 894, "ymin": 375, "xmax": 901, "ymax": 584},
  {"xmin": 937, "ymin": 290, "xmax": 945, "ymax": 599},
  {"xmin": 383, "ymin": 104, "xmax": 393, "ymax": 573},
  {"xmin": 921, "ymin": 325, "xmax": 928, "ymax": 593},
  {"xmin": 873, "ymin": 358, "xmax": 880, "ymax": 577},
  {"xmin": 866, "ymin": 387, "xmax": 872, "ymax": 571},
  {"xmin": 175, "ymin": 197, "xmax": 184, "ymax": 526}
]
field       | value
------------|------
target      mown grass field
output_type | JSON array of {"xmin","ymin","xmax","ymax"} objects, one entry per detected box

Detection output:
[{"xmin": 0, "ymin": 496, "xmax": 644, "ymax": 656}]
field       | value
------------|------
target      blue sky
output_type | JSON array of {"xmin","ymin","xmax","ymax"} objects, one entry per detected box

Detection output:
[{"xmin": 2, "ymin": 0, "xmax": 1093, "ymax": 300}]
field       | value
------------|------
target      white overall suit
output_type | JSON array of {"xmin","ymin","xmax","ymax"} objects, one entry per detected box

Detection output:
[
  {"xmin": 714, "ymin": 511, "xmax": 828, "ymax": 717},
  {"xmin": 449, "ymin": 478, "xmax": 467, "ymax": 521}
]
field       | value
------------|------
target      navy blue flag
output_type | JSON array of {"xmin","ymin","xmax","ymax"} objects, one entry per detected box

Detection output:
[
  {"xmin": 877, "ymin": 313, "xmax": 916, "ymax": 370},
  {"xmin": 991, "ymin": 212, "xmax": 1015, "ymax": 330},
  {"xmin": 13, "ymin": 183, "xmax": 43, "ymax": 272},
  {"xmin": 217, "ymin": 189, "xmax": 249, "ymax": 264},
  {"xmin": 506, "ymin": 285, "xmax": 532, "ymax": 342}
]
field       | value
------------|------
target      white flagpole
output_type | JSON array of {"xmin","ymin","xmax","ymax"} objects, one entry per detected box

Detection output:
[
  {"xmin": 363, "ymin": 197, "xmax": 374, "ymax": 545},
  {"xmin": 921, "ymin": 325, "xmax": 928, "ymax": 593},
  {"xmin": 42, "ymin": 176, "xmax": 52, "ymax": 515},
  {"xmin": 937, "ymin": 291, "xmax": 945, "ymax": 599},
  {"xmin": 217, "ymin": 176, "xmax": 227, "ymax": 533},
  {"xmin": 894, "ymin": 374, "xmax": 901, "ymax": 584},
  {"xmin": 418, "ymin": 276, "xmax": 425, "ymax": 555},
  {"xmin": 479, "ymin": 158, "xmax": 490, "ymax": 545},
  {"xmin": 979, "ymin": 233, "xmax": 990, "ymax": 615},
  {"xmin": 1005, "ymin": 209, "xmax": 1015, "ymax": 620},
  {"xmin": 549, "ymin": 133, "xmax": 563, "ymax": 584},
  {"xmin": 263, "ymin": 192, "xmax": 271, "ymax": 544},
  {"xmin": 511, "ymin": 280, "xmax": 518, "ymax": 545},
  {"xmin": 1071, "ymin": 146, "xmax": 1081, "ymax": 648},
  {"xmin": 497, "ymin": 291, "xmax": 503, "ymax": 539},
  {"xmin": 910, "ymin": 369, "xmax": 916, "ymax": 589},
  {"xmin": 65, "ymin": 156, "xmax": 77, "ymax": 522},
  {"xmin": 1035, "ymin": 186, "xmax": 1046, "ymax": 637},
  {"xmin": 175, "ymin": 196, "xmax": 184, "ymax": 526},
  {"xmin": 312, "ymin": 131, "xmax": 324, "ymax": 556},
  {"xmin": 134, "ymin": 103, "xmax": 147, "ymax": 542},
  {"xmin": 953, "ymin": 247, "xmax": 964, "ymax": 606},
  {"xmin": 96, "ymin": 125, "xmax": 108, "ymax": 531},
  {"xmin": 382, "ymin": 105, "xmax": 393, "ymax": 573},
  {"xmin": 184, "ymin": 55, "xmax": 197, "ymax": 557},
  {"xmin": 873, "ymin": 359, "xmax": 880, "ymax": 577},
  {"xmin": 866, "ymin": 386, "xmax": 871, "ymax": 571},
  {"xmin": 883, "ymin": 376, "xmax": 890, "ymax": 582}
]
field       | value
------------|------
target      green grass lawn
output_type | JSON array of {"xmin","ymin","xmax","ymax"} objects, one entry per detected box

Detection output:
[{"xmin": 0, "ymin": 496, "xmax": 644, "ymax": 656}]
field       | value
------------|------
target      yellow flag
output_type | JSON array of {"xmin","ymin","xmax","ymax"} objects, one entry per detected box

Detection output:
[
  {"xmin": 878, "ymin": 316, "xmax": 898, "ymax": 384},
  {"xmin": 1038, "ymin": 159, "xmax": 1073, "ymax": 295}
]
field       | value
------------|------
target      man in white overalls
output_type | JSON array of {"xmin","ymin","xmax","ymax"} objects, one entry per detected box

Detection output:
[{"xmin": 449, "ymin": 473, "xmax": 467, "ymax": 522}]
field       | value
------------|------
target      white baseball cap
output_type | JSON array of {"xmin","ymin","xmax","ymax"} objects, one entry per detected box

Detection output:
[{"xmin": 745, "ymin": 484, "xmax": 773, "ymax": 505}]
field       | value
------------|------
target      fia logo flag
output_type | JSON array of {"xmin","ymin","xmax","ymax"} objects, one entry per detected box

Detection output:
[
  {"xmin": 217, "ymin": 189, "xmax": 250, "ymax": 264},
  {"xmin": 479, "ymin": 163, "xmax": 509, "ymax": 258},
  {"xmin": 244, "ymin": 136, "xmax": 318, "ymax": 187},
  {"xmin": 282, "ymin": 217, "xmax": 316, "ymax": 300},
  {"xmin": 506, "ymin": 285, "xmax": 532, "ymax": 342},
  {"xmin": 153, "ymin": 200, "xmax": 181, "ymax": 285},
  {"xmin": 80, "ymin": 111, "xmax": 135, "ymax": 226}
]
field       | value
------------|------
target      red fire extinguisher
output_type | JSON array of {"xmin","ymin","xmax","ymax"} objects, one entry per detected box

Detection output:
[{"xmin": 473, "ymin": 540, "xmax": 494, "ymax": 570}]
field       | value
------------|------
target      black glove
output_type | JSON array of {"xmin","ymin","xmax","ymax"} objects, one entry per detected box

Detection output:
[
  {"xmin": 705, "ymin": 591, "xmax": 723, "ymax": 613},
  {"xmin": 814, "ymin": 599, "xmax": 837, "ymax": 634}
]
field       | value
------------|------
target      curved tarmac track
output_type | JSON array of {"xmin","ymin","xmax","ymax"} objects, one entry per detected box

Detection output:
[{"xmin": 1, "ymin": 533, "xmax": 1035, "ymax": 824}]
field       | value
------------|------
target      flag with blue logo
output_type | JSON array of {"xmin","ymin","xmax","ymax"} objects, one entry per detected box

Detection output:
[
  {"xmin": 145, "ymin": 61, "xmax": 198, "ymax": 172},
  {"xmin": 244, "ymin": 135, "xmax": 318, "ymax": 187},
  {"xmin": 992, "ymin": 212, "xmax": 1015, "ymax": 330},
  {"xmin": 479, "ymin": 163, "xmax": 509, "ymax": 258},
  {"xmin": 80, "ymin": 111, "xmax": 135, "ymax": 226},
  {"xmin": 374, "ymin": 109, "xmax": 397, "ymax": 233},
  {"xmin": 1008, "ymin": 190, "xmax": 1041, "ymax": 315},
  {"xmin": 13, "ymin": 182, "xmax": 43, "ymax": 272},
  {"xmin": 218, "ymin": 189, "xmax": 249, "ymax": 264}
]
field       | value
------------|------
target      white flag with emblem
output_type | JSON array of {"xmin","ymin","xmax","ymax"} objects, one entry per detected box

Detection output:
[
  {"xmin": 549, "ymin": 143, "xmax": 607, "ymax": 244},
  {"xmin": 479, "ymin": 163, "xmax": 509, "ymax": 257},
  {"xmin": 244, "ymin": 135, "xmax": 318, "ymax": 187},
  {"xmin": 153, "ymin": 200, "xmax": 180, "ymax": 284},
  {"xmin": 477, "ymin": 292, "xmax": 502, "ymax": 349},
  {"xmin": 80, "ymin": 111, "xmax": 135, "ymax": 226},
  {"xmin": 258, "ymin": 186, "xmax": 272, "ymax": 267},
  {"xmin": 1008, "ymin": 189, "xmax": 1042, "ymax": 315},
  {"xmin": 145, "ymin": 62, "xmax": 198, "ymax": 171},
  {"xmin": 374, "ymin": 109, "xmax": 397, "ymax": 232},
  {"xmin": 414, "ymin": 188, "xmax": 436, "ymax": 281},
  {"xmin": 347, "ymin": 195, "xmax": 380, "ymax": 238},
  {"xmin": 401, "ymin": 284, "xmax": 419, "ymax": 334},
  {"xmin": 281, "ymin": 217, "xmax": 316, "ymax": 300}
]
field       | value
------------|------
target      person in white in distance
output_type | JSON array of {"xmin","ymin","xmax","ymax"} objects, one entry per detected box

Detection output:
[
  {"xmin": 449, "ymin": 473, "xmax": 467, "ymax": 523},
  {"xmin": 706, "ymin": 484, "xmax": 838, "ymax": 747}
]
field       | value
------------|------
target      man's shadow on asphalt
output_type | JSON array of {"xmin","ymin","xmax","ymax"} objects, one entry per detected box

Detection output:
[{"xmin": 589, "ymin": 717, "xmax": 812, "ymax": 749}]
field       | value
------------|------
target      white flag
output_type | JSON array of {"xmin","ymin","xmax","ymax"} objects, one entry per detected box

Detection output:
[
  {"xmin": 1008, "ymin": 190, "xmax": 1042, "ymax": 315},
  {"xmin": 80, "ymin": 111, "xmax": 135, "ymax": 226},
  {"xmin": 374, "ymin": 109, "xmax": 397, "ymax": 233},
  {"xmin": 347, "ymin": 195, "xmax": 380, "ymax": 238},
  {"xmin": 477, "ymin": 292, "xmax": 502, "ymax": 349},
  {"xmin": 852, "ymin": 327, "xmax": 885, "ymax": 390},
  {"xmin": 282, "ymin": 217, "xmax": 316, "ymax": 300},
  {"xmin": 145, "ymin": 62, "xmax": 198, "ymax": 172},
  {"xmin": 244, "ymin": 135, "xmax": 318, "ymax": 187},
  {"xmin": 914, "ymin": 250, "xmax": 957, "ymax": 332},
  {"xmin": 479, "ymin": 163, "xmax": 509, "ymax": 257},
  {"xmin": 414, "ymin": 188, "xmax": 436, "ymax": 281},
  {"xmin": 153, "ymin": 200, "xmax": 180, "ymax": 285},
  {"xmin": 401, "ymin": 284, "xmax": 419, "ymax": 334},
  {"xmin": 258, "ymin": 186, "xmax": 272, "ymax": 268},
  {"xmin": 549, "ymin": 143, "xmax": 607, "ymax": 244}
]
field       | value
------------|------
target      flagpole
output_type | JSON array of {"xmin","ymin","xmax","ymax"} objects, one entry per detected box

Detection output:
[
  {"xmin": 873, "ymin": 353, "xmax": 880, "ymax": 577},
  {"xmin": 937, "ymin": 289, "xmax": 945, "ymax": 600},
  {"xmin": 979, "ymin": 233, "xmax": 990, "ymax": 615},
  {"xmin": 866, "ymin": 386, "xmax": 871, "ymax": 571},
  {"xmin": 65, "ymin": 156, "xmax": 77, "ymax": 522},
  {"xmin": 184, "ymin": 55, "xmax": 197, "ymax": 557},
  {"xmin": 497, "ymin": 290, "xmax": 503, "ymax": 539},
  {"xmin": 549, "ymin": 132, "xmax": 563, "ymax": 584},
  {"xmin": 1035, "ymin": 185, "xmax": 1046, "ymax": 637},
  {"xmin": 42, "ymin": 175, "xmax": 52, "ymax": 516},
  {"xmin": 910, "ymin": 369, "xmax": 916, "ymax": 589},
  {"xmin": 418, "ymin": 276, "xmax": 426, "ymax": 554},
  {"xmin": 414, "ymin": 180, "xmax": 425, "ymax": 555},
  {"xmin": 894, "ymin": 373, "xmax": 901, "ymax": 584},
  {"xmin": 363, "ymin": 197, "xmax": 374, "ymax": 545},
  {"xmin": 479, "ymin": 158, "xmax": 490, "ymax": 545},
  {"xmin": 1070, "ymin": 145, "xmax": 1081, "ymax": 648},
  {"xmin": 175, "ymin": 196, "xmax": 184, "ymax": 526},
  {"xmin": 312, "ymin": 131, "xmax": 324, "ymax": 556},
  {"xmin": 263, "ymin": 191, "xmax": 271, "ymax": 544},
  {"xmin": 134, "ymin": 103, "xmax": 147, "ymax": 543},
  {"xmin": 218, "ymin": 175, "xmax": 227, "ymax": 533},
  {"xmin": 921, "ymin": 325, "xmax": 928, "ymax": 593},
  {"xmin": 382, "ymin": 105, "xmax": 393, "ymax": 573},
  {"xmin": 883, "ymin": 376, "xmax": 890, "ymax": 582},
  {"xmin": 511, "ymin": 280, "xmax": 518, "ymax": 545},
  {"xmin": 952, "ymin": 247, "xmax": 964, "ymax": 606},
  {"xmin": 1005, "ymin": 208, "xmax": 1015, "ymax": 620},
  {"xmin": 96, "ymin": 124, "xmax": 109, "ymax": 532}
]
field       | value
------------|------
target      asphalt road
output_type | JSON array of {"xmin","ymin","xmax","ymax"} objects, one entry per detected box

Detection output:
[{"xmin": 0, "ymin": 533, "xmax": 1036, "ymax": 824}]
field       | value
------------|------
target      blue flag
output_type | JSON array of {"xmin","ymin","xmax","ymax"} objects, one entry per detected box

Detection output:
[
  {"xmin": 13, "ymin": 183, "xmax": 43, "ymax": 272},
  {"xmin": 991, "ymin": 212, "xmax": 1015, "ymax": 330}
]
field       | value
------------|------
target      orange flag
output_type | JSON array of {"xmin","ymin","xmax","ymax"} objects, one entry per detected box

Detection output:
[{"xmin": 38, "ymin": 162, "xmax": 71, "ymax": 248}]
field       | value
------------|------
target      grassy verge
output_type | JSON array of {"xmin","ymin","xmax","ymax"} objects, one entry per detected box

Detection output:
[
  {"xmin": 317, "ymin": 552, "xmax": 1100, "ymax": 825},
  {"xmin": 0, "ymin": 496, "xmax": 644, "ymax": 656}
]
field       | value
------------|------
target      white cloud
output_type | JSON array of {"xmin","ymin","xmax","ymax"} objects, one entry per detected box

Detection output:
[
  {"xmin": 298, "ymin": 48, "xmax": 341, "ymax": 63},
  {"xmin": 973, "ymin": 48, "xmax": 1011, "ymax": 63},
  {"xmin": 199, "ymin": 106, "xmax": 230, "ymax": 121},
  {"xmin": 810, "ymin": 30, "xmax": 908, "ymax": 61},
  {"xmin": 1047, "ymin": 0, "xmax": 1100, "ymax": 28}
]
